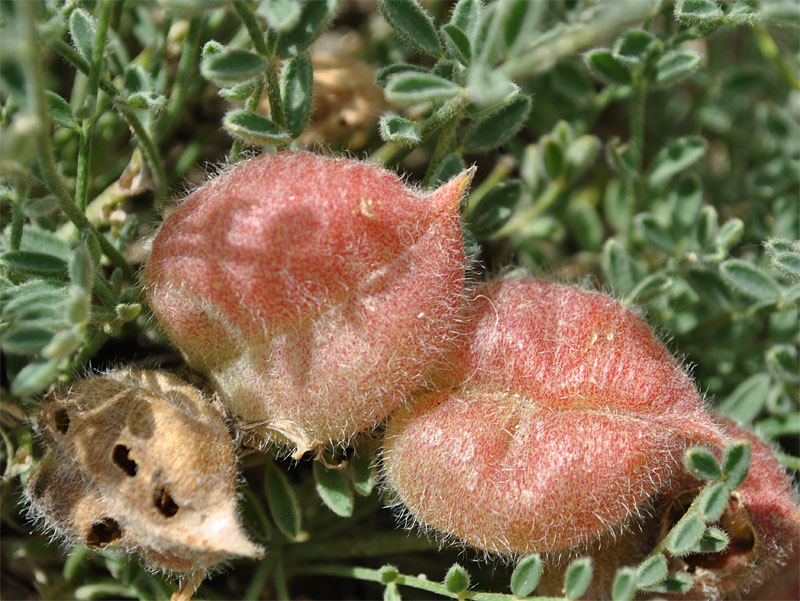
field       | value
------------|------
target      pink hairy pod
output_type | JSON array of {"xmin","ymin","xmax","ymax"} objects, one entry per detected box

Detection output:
[
  {"xmin": 382, "ymin": 276, "xmax": 728, "ymax": 555},
  {"xmin": 144, "ymin": 152, "xmax": 473, "ymax": 456}
]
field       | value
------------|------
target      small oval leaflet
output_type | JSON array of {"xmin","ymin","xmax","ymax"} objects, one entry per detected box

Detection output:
[
  {"xmin": 636, "ymin": 553, "xmax": 667, "ymax": 588},
  {"xmin": 265, "ymin": 460, "xmax": 302, "ymax": 539},
  {"xmin": 667, "ymin": 513, "xmax": 706, "ymax": 556},
  {"xmin": 444, "ymin": 563, "xmax": 470, "ymax": 593},
  {"xmin": 611, "ymin": 567, "xmax": 637, "ymax": 601},
  {"xmin": 313, "ymin": 460, "xmax": 354, "ymax": 518},
  {"xmin": 510, "ymin": 554, "xmax": 543, "ymax": 597},
  {"xmin": 564, "ymin": 557, "xmax": 593, "ymax": 600}
]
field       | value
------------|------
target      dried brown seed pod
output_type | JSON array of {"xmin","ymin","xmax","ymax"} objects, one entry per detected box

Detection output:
[{"xmin": 26, "ymin": 369, "xmax": 262, "ymax": 588}]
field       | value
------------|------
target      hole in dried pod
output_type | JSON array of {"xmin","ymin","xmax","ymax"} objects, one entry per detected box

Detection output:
[
  {"xmin": 54, "ymin": 408, "xmax": 70, "ymax": 434},
  {"xmin": 154, "ymin": 487, "xmax": 179, "ymax": 517},
  {"xmin": 86, "ymin": 518, "xmax": 122, "ymax": 548},
  {"xmin": 112, "ymin": 444, "xmax": 138, "ymax": 477}
]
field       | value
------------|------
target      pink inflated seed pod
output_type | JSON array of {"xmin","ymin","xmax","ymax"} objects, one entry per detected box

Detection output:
[
  {"xmin": 144, "ymin": 152, "xmax": 473, "ymax": 456},
  {"xmin": 383, "ymin": 277, "xmax": 728, "ymax": 555}
]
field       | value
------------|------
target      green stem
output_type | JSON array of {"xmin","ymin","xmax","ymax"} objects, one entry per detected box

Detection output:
[
  {"xmin": 75, "ymin": 118, "xmax": 95, "ymax": 212},
  {"xmin": 465, "ymin": 155, "xmax": 517, "ymax": 218},
  {"xmin": 78, "ymin": 0, "xmax": 113, "ymax": 119},
  {"xmin": 233, "ymin": 1, "xmax": 287, "ymax": 129},
  {"xmin": 17, "ymin": 0, "xmax": 134, "ymax": 281},
  {"xmin": 491, "ymin": 177, "xmax": 565, "ymax": 240},
  {"xmin": 243, "ymin": 556, "xmax": 274, "ymax": 601},
  {"xmin": 285, "ymin": 531, "xmax": 437, "ymax": 560},
  {"xmin": 70, "ymin": 330, "xmax": 108, "ymax": 375},
  {"xmin": 631, "ymin": 79, "xmax": 646, "ymax": 172},
  {"xmin": 9, "ymin": 196, "xmax": 24, "ymax": 251},
  {"xmin": 0, "ymin": 424, "xmax": 14, "ymax": 483},
  {"xmin": 159, "ymin": 15, "xmax": 203, "ymax": 139},
  {"xmin": 48, "ymin": 39, "xmax": 167, "ymax": 203},
  {"xmin": 499, "ymin": 0, "xmax": 659, "ymax": 80},
  {"xmin": 273, "ymin": 557, "xmax": 290, "ymax": 601},
  {"xmin": 229, "ymin": 77, "xmax": 266, "ymax": 162},
  {"xmin": 292, "ymin": 565, "xmax": 563, "ymax": 601},
  {"xmin": 630, "ymin": 78, "xmax": 647, "ymax": 209},
  {"xmin": 422, "ymin": 110, "xmax": 462, "ymax": 188},
  {"xmin": 265, "ymin": 58, "xmax": 287, "ymax": 129},
  {"xmin": 232, "ymin": 0, "xmax": 270, "ymax": 56},
  {"xmin": 754, "ymin": 24, "xmax": 800, "ymax": 92},
  {"xmin": 116, "ymin": 104, "xmax": 167, "ymax": 203}
]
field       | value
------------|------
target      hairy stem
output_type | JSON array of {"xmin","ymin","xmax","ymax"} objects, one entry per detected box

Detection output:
[
  {"xmin": 292, "ymin": 565, "xmax": 563, "ymax": 601},
  {"xmin": 422, "ymin": 110, "xmax": 462, "ymax": 189},
  {"xmin": 499, "ymin": 0, "xmax": 659, "ymax": 80},
  {"xmin": 47, "ymin": 39, "xmax": 167, "ymax": 203},
  {"xmin": 159, "ymin": 15, "xmax": 204, "ymax": 139},
  {"xmin": 17, "ymin": 0, "xmax": 134, "ymax": 281}
]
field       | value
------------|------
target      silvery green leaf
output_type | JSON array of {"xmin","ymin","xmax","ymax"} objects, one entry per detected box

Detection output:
[
  {"xmin": 280, "ymin": 52, "xmax": 313, "ymax": 137},
  {"xmin": 648, "ymin": 136, "xmax": 707, "ymax": 188},
  {"xmin": 564, "ymin": 557, "xmax": 592, "ymax": 600},
  {"xmin": 697, "ymin": 482, "xmax": 729, "ymax": 522},
  {"xmin": 224, "ymin": 110, "xmax": 291, "ymax": 145},
  {"xmin": 722, "ymin": 440, "xmax": 751, "ymax": 491},
  {"xmin": 442, "ymin": 24, "xmax": 472, "ymax": 65},
  {"xmin": 69, "ymin": 8, "xmax": 96, "ymax": 61},
  {"xmin": 379, "ymin": 0, "xmax": 443, "ymax": 57},
  {"xmin": 0, "ymin": 251, "xmax": 68, "ymax": 278},
  {"xmin": 510, "ymin": 554, "xmax": 543, "ymax": 597},
  {"xmin": 584, "ymin": 49, "xmax": 632, "ymax": 85},
  {"xmin": 684, "ymin": 447, "xmax": 723, "ymax": 481},
  {"xmin": 721, "ymin": 373, "xmax": 770, "ymax": 424},
  {"xmin": 264, "ymin": 461, "xmax": 301, "ymax": 538},
  {"xmin": 613, "ymin": 30, "xmax": 659, "ymax": 67},
  {"xmin": 463, "ymin": 95, "xmax": 530, "ymax": 152},
  {"xmin": 675, "ymin": 0, "xmax": 723, "ymax": 22},
  {"xmin": 611, "ymin": 567, "xmax": 637, "ymax": 601},
  {"xmin": 720, "ymin": 259, "xmax": 781, "ymax": 302},
  {"xmin": 313, "ymin": 460, "xmax": 354, "ymax": 517},
  {"xmin": 11, "ymin": 358, "xmax": 61, "ymax": 397},
  {"xmin": 379, "ymin": 114, "xmax": 421, "ymax": 146},
  {"xmin": 45, "ymin": 91, "xmax": 78, "ymax": 129},
  {"xmin": 603, "ymin": 239, "xmax": 634, "ymax": 295},
  {"xmin": 668, "ymin": 513, "xmax": 706, "ymax": 556},
  {"xmin": 276, "ymin": 0, "xmax": 340, "ymax": 57},
  {"xmin": 201, "ymin": 49, "xmax": 266, "ymax": 84},
  {"xmin": 384, "ymin": 72, "xmax": 462, "ymax": 105},
  {"xmin": 257, "ymin": 0, "xmax": 302, "ymax": 32},
  {"xmin": 655, "ymin": 50, "xmax": 702, "ymax": 86},
  {"xmin": 637, "ymin": 554, "xmax": 667, "ymax": 588}
]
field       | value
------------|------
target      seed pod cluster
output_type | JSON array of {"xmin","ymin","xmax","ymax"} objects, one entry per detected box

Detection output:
[
  {"xmin": 144, "ymin": 152, "xmax": 473, "ymax": 455},
  {"xmin": 26, "ymin": 369, "xmax": 261, "ymax": 575},
  {"xmin": 25, "ymin": 152, "xmax": 799, "ymax": 600}
]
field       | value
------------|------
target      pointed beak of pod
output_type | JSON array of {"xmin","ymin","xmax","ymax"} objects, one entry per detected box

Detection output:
[
  {"xmin": 429, "ymin": 167, "xmax": 476, "ymax": 215},
  {"xmin": 200, "ymin": 508, "xmax": 264, "ymax": 559}
]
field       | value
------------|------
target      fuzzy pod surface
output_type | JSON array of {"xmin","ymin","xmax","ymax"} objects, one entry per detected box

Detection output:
[
  {"xmin": 26, "ymin": 369, "xmax": 261, "ymax": 573},
  {"xmin": 382, "ymin": 277, "xmax": 728, "ymax": 554},
  {"xmin": 144, "ymin": 152, "xmax": 473, "ymax": 453}
]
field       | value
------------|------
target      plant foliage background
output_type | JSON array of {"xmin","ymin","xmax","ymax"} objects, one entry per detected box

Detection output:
[{"xmin": 0, "ymin": 0, "xmax": 798, "ymax": 599}]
